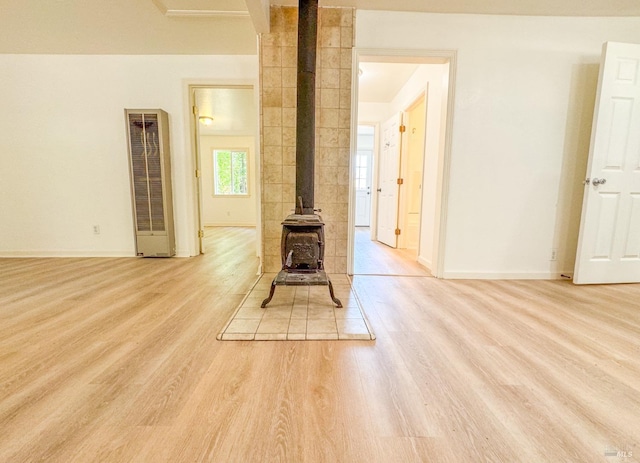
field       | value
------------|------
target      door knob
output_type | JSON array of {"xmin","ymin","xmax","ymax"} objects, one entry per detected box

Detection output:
[
  {"xmin": 592, "ymin": 178, "xmax": 607, "ymax": 186},
  {"xmin": 377, "ymin": 188, "xmax": 382, "ymax": 192}
]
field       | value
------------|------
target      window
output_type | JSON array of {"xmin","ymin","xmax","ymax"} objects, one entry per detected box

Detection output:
[
  {"xmin": 213, "ymin": 149, "xmax": 248, "ymax": 195},
  {"xmin": 355, "ymin": 150, "xmax": 370, "ymax": 190}
]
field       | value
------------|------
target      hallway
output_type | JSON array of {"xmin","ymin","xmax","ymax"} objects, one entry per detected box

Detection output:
[{"xmin": 353, "ymin": 227, "xmax": 431, "ymax": 276}]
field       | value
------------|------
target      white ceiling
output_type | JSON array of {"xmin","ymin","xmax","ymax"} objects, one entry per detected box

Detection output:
[
  {"xmin": 2, "ymin": 0, "xmax": 640, "ymax": 55},
  {"xmin": 0, "ymin": 0, "xmax": 257, "ymax": 55},
  {"xmin": 357, "ymin": 62, "xmax": 420, "ymax": 103},
  {"xmin": 195, "ymin": 87, "xmax": 257, "ymax": 136},
  {"xmin": 174, "ymin": 0, "xmax": 640, "ymax": 17},
  {"xmin": 271, "ymin": 0, "xmax": 640, "ymax": 17}
]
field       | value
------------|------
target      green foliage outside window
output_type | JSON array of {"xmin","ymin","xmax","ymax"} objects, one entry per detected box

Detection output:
[{"xmin": 214, "ymin": 149, "xmax": 248, "ymax": 195}]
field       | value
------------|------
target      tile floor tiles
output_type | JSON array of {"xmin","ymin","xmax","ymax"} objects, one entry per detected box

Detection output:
[{"xmin": 217, "ymin": 274, "xmax": 375, "ymax": 341}]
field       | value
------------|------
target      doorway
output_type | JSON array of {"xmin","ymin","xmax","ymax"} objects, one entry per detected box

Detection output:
[
  {"xmin": 348, "ymin": 49, "xmax": 457, "ymax": 277},
  {"xmin": 188, "ymin": 84, "xmax": 260, "ymax": 257}
]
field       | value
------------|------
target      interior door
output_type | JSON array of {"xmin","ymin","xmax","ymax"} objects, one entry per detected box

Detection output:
[
  {"xmin": 574, "ymin": 42, "xmax": 640, "ymax": 284},
  {"xmin": 404, "ymin": 94, "xmax": 426, "ymax": 251},
  {"xmin": 355, "ymin": 150, "xmax": 373, "ymax": 226},
  {"xmin": 376, "ymin": 113, "xmax": 402, "ymax": 248},
  {"xmin": 355, "ymin": 125, "xmax": 374, "ymax": 227}
]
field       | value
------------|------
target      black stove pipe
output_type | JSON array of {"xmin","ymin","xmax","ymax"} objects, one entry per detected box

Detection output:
[{"xmin": 295, "ymin": 0, "xmax": 318, "ymax": 215}]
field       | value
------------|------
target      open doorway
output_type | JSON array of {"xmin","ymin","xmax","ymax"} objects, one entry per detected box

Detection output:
[
  {"xmin": 189, "ymin": 85, "xmax": 259, "ymax": 256},
  {"xmin": 348, "ymin": 50, "xmax": 456, "ymax": 277}
]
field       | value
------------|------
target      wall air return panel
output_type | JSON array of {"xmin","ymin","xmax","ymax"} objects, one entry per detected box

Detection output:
[{"xmin": 125, "ymin": 109, "xmax": 176, "ymax": 257}]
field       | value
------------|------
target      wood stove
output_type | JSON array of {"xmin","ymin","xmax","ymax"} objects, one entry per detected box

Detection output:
[
  {"xmin": 282, "ymin": 214, "xmax": 323, "ymax": 271},
  {"xmin": 261, "ymin": 0, "xmax": 342, "ymax": 309},
  {"xmin": 261, "ymin": 212, "xmax": 342, "ymax": 308}
]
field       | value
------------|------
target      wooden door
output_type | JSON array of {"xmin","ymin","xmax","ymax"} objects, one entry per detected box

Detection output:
[{"xmin": 376, "ymin": 113, "xmax": 402, "ymax": 248}]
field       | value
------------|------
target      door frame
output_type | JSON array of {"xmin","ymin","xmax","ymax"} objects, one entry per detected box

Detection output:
[
  {"xmin": 188, "ymin": 85, "xmax": 205, "ymax": 255},
  {"xmin": 347, "ymin": 48, "xmax": 457, "ymax": 278}
]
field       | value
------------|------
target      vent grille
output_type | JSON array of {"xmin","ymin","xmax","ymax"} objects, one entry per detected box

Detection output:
[{"xmin": 128, "ymin": 113, "xmax": 165, "ymax": 232}]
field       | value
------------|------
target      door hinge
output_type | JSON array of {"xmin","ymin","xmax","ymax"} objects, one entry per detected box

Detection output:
[
  {"xmin": 198, "ymin": 230, "xmax": 204, "ymax": 238},
  {"xmin": 195, "ymin": 169, "xmax": 201, "ymax": 178},
  {"xmin": 399, "ymin": 125, "xmax": 406, "ymax": 133},
  {"xmin": 192, "ymin": 105, "xmax": 199, "ymax": 116},
  {"xmin": 397, "ymin": 178, "xmax": 404, "ymax": 185},
  {"xmin": 395, "ymin": 228, "xmax": 401, "ymax": 236}
]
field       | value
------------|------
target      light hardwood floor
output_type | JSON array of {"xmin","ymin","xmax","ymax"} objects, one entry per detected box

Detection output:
[
  {"xmin": 353, "ymin": 227, "xmax": 431, "ymax": 276},
  {"xmin": 1, "ymin": 227, "xmax": 639, "ymax": 462}
]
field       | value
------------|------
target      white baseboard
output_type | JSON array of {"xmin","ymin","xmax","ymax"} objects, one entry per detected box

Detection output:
[
  {"xmin": 417, "ymin": 256, "xmax": 432, "ymax": 271},
  {"xmin": 0, "ymin": 250, "xmax": 133, "ymax": 258},
  {"xmin": 204, "ymin": 222, "xmax": 256, "ymax": 227},
  {"xmin": 1, "ymin": 249, "xmax": 194, "ymax": 258},
  {"xmin": 442, "ymin": 271, "xmax": 572, "ymax": 280}
]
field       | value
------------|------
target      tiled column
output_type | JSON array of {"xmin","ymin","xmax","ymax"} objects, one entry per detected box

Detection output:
[{"xmin": 260, "ymin": 6, "xmax": 354, "ymax": 274}]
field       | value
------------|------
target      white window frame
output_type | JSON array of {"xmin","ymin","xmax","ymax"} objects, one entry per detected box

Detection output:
[{"xmin": 212, "ymin": 148, "xmax": 250, "ymax": 197}]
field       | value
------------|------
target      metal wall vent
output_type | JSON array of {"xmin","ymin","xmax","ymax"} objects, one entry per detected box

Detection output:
[{"xmin": 125, "ymin": 109, "xmax": 176, "ymax": 257}]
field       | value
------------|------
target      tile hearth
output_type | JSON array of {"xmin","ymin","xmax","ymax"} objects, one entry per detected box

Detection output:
[{"xmin": 217, "ymin": 273, "xmax": 375, "ymax": 341}]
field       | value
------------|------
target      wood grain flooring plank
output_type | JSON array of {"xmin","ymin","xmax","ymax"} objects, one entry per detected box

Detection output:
[{"xmin": 1, "ymin": 228, "xmax": 640, "ymax": 462}]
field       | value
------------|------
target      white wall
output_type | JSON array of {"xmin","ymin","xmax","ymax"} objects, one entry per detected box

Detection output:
[
  {"xmin": 0, "ymin": 54, "xmax": 258, "ymax": 257},
  {"xmin": 358, "ymin": 102, "xmax": 390, "ymax": 124},
  {"xmin": 200, "ymin": 135, "xmax": 257, "ymax": 226},
  {"xmin": 356, "ymin": 11, "xmax": 640, "ymax": 278}
]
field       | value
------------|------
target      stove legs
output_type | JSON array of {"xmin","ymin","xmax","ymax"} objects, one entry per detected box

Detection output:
[
  {"xmin": 261, "ymin": 280, "xmax": 276, "ymax": 308},
  {"xmin": 260, "ymin": 275, "xmax": 343, "ymax": 309},
  {"xmin": 328, "ymin": 280, "xmax": 343, "ymax": 308}
]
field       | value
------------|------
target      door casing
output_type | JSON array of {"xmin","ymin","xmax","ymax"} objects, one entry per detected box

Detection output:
[
  {"xmin": 348, "ymin": 48, "xmax": 457, "ymax": 277},
  {"xmin": 186, "ymin": 81, "xmax": 261, "ymax": 264}
]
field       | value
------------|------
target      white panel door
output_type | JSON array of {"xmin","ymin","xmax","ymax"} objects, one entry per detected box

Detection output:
[
  {"xmin": 376, "ymin": 113, "xmax": 402, "ymax": 248},
  {"xmin": 574, "ymin": 42, "xmax": 640, "ymax": 284},
  {"xmin": 355, "ymin": 149, "xmax": 373, "ymax": 226}
]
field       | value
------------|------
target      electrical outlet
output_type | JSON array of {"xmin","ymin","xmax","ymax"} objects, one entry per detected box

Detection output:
[
  {"xmin": 550, "ymin": 248, "xmax": 557, "ymax": 261},
  {"xmin": 93, "ymin": 225, "xmax": 100, "ymax": 235}
]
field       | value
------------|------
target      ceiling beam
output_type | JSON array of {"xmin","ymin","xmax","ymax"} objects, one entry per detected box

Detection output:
[
  {"xmin": 245, "ymin": 0, "xmax": 270, "ymax": 33},
  {"xmin": 152, "ymin": 0, "xmax": 249, "ymax": 17}
]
